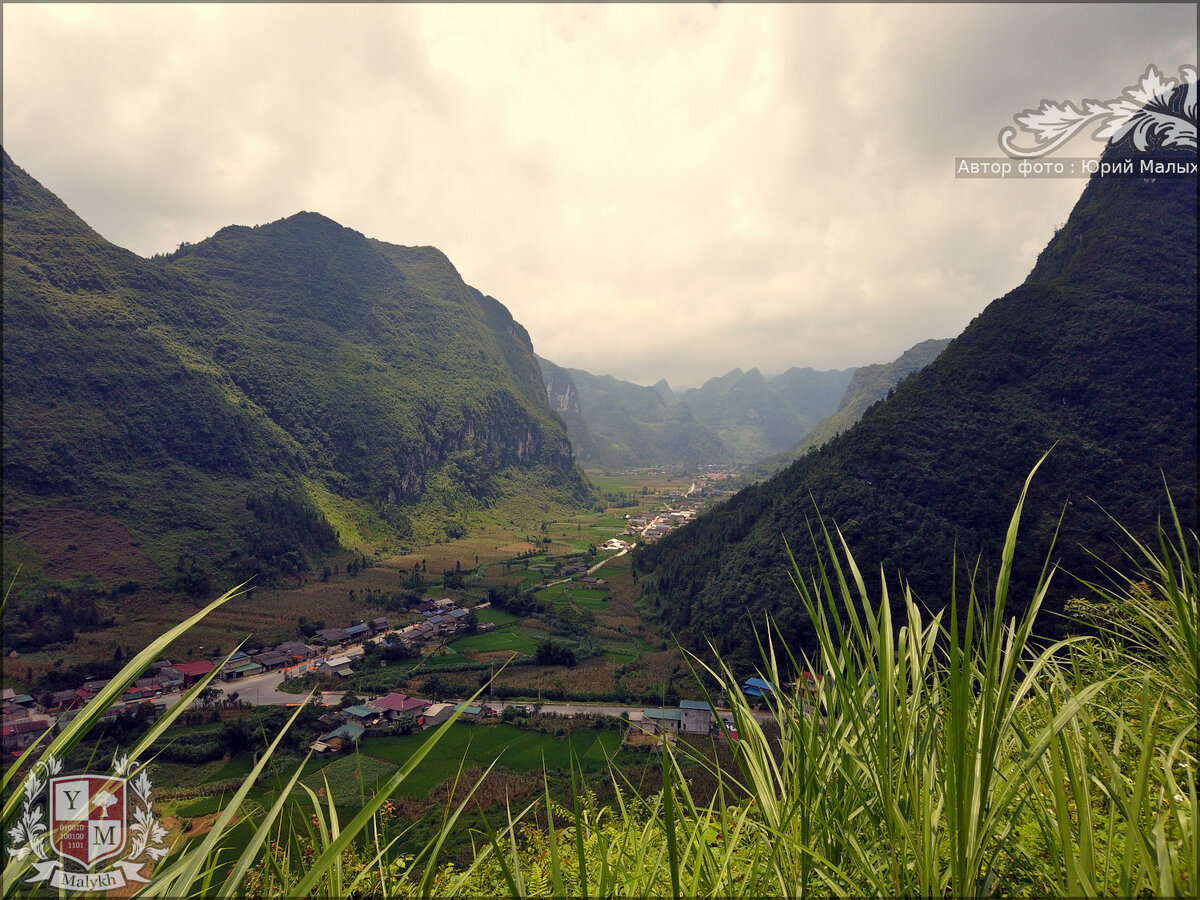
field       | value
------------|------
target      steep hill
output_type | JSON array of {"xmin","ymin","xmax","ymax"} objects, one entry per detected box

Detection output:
[
  {"xmin": 636, "ymin": 145, "xmax": 1197, "ymax": 667},
  {"xmin": 2, "ymin": 150, "xmax": 593, "ymax": 631}
]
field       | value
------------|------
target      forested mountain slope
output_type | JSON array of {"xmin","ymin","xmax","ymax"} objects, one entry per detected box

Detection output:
[
  {"xmin": 636, "ymin": 145, "xmax": 1197, "ymax": 667},
  {"xmin": 2, "ymin": 149, "xmax": 592, "ymax": 624},
  {"xmin": 732, "ymin": 338, "xmax": 953, "ymax": 486}
]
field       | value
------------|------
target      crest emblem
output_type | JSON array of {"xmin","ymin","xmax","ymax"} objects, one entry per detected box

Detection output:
[
  {"xmin": 49, "ymin": 775, "xmax": 127, "ymax": 869},
  {"xmin": 7, "ymin": 754, "xmax": 168, "ymax": 892}
]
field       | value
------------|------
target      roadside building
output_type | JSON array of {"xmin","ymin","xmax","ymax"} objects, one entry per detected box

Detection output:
[
  {"xmin": 222, "ymin": 661, "xmax": 264, "ymax": 681},
  {"xmin": 315, "ymin": 627, "xmax": 351, "ymax": 647},
  {"xmin": 640, "ymin": 708, "xmax": 681, "ymax": 734},
  {"xmin": 277, "ymin": 641, "xmax": 318, "ymax": 662},
  {"xmin": 321, "ymin": 656, "xmax": 354, "ymax": 677},
  {"xmin": 367, "ymin": 692, "xmax": 430, "ymax": 722},
  {"xmin": 173, "ymin": 660, "xmax": 215, "ymax": 687},
  {"xmin": 422, "ymin": 703, "xmax": 454, "ymax": 729},
  {"xmin": 679, "ymin": 699, "xmax": 714, "ymax": 734}
]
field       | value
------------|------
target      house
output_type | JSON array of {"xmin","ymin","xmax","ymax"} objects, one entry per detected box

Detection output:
[
  {"xmin": 277, "ymin": 641, "xmax": 318, "ymax": 661},
  {"xmin": 254, "ymin": 650, "xmax": 289, "ymax": 671},
  {"xmin": 319, "ymin": 721, "xmax": 365, "ymax": 750},
  {"xmin": 321, "ymin": 656, "xmax": 353, "ymax": 677},
  {"xmin": 448, "ymin": 608, "xmax": 470, "ymax": 622},
  {"xmin": 342, "ymin": 704, "xmax": 383, "ymax": 725},
  {"xmin": 173, "ymin": 660, "xmax": 215, "ymax": 687},
  {"xmin": 640, "ymin": 708, "xmax": 681, "ymax": 734},
  {"xmin": 0, "ymin": 688, "xmax": 14, "ymax": 703},
  {"xmin": 315, "ymin": 627, "xmax": 351, "ymax": 646},
  {"xmin": 345, "ymin": 623, "xmax": 370, "ymax": 642},
  {"xmin": 2, "ymin": 718, "xmax": 52, "ymax": 751},
  {"xmin": 370, "ymin": 617, "xmax": 390, "ymax": 633},
  {"xmin": 741, "ymin": 677, "xmax": 776, "ymax": 701},
  {"xmin": 46, "ymin": 689, "xmax": 81, "ymax": 713},
  {"xmin": 222, "ymin": 661, "xmax": 264, "ymax": 680},
  {"xmin": 422, "ymin": 702, "xmax": 454, "ymax": 729},
  {"xmin": 798, "ymin": 671, "xmax": 826, "ymax": 693},
  {"xmin": 454, "ymin": 703, "xmax": 483, "ymax": 718},
  {"xmin": 679, "ymin": 699, "xmax": 713, "ymax": 734},
  {"xmin": 368, "ymin": 692, "xmax": 430, "ymax": 721},
  {"xmin": 434, "ymin": 598, "xmax": 456, "ymax": 609}
]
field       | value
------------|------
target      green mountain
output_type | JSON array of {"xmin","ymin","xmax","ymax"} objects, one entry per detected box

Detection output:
[
  {"xmin": 2, "ymin": 149, "xmax": 593, "ymax": 623},
  {"xmin": 537, "ymin": 356, "xmax": 727, "ymax": 469},
  {"xmin": 635, "ymin": 145, "xmax": 1197, "ymax": 666},
  {"xmin": 676, "ymin": 366, "xmax": 855, "ymax": 463},
  {"xmin": 732, "ymin": 338, "xmax": 953, "ymax": 486},
  {"xmin": 538, "ymin": 359, "xmax": 854, "ymax": 469}
]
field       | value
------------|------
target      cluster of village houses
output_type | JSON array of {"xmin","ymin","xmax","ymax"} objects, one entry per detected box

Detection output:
[
  {"xmin": 1, "ymin": 597, "xmax": 489, "ymax": 758},
  {"xmin": 623, "ymin": 508, "xmax": 697, "ymax": 541},
  {"xmin": 3, "ymin": 576, "xmax": 827, "ymax": 759},
  {"xmin": 310, "ymin": 692, "xmax": 505, "ymax": 753}
]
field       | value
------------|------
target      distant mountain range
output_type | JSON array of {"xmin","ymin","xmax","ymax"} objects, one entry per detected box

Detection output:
[
  {"xmin": 636, "ymin": 142, "xmax": 1197, "ymax": 666},
  {"xmin": 538, "ymin": 360, "xmax": 859, "ymax": 468},
  {"xmin": 2, "ymin": 149, "xmax": 594, "ymax": 621},
  {"xmin": 539, "ymin": 341, "xmax": 953, "ymax": 472}
]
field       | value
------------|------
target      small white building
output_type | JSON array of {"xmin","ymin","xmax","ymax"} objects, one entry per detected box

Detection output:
[{"xmin": 422, "ymin": 702, "xmax": 454, "ymax": 729}]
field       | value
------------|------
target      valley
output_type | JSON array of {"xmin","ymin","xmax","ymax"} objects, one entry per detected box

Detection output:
[{"xmin": 2, "ymin": 467, "xmax": 727, "ymax": 706}]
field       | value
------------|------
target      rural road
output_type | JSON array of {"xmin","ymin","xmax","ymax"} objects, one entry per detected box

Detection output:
[{"xmin": 157, "ymin": 672, "xmax": 773, "ymax": 726}]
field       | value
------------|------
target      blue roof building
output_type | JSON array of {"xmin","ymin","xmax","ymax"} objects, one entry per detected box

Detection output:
[{"xmin": 742, "ymin": 677, "xmax": 776, "ymax": 699}]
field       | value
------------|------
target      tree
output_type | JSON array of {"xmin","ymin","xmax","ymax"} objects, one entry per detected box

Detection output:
[{"xmin": 93, "ymin": 790, "xmax": 118, "ymax": 817}]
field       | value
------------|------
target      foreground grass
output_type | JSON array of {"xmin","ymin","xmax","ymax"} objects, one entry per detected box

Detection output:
[{"xmin": 3, "ymin": 461, "xmax": 1195, "ymax": 896}]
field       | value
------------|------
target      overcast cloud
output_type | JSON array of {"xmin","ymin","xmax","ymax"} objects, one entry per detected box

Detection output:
[{"xmin": 3, "ymin": 4, "xmax": 1195, "ymax": 388}]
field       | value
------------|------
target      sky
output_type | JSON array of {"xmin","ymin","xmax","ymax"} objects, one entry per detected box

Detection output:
[{"xmin": 3, "ymin": 4, "xmax": 1195, "ymax": 389}]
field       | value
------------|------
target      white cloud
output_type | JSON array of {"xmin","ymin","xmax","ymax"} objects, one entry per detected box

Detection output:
[{"xmin": 3, "ymin": 3, "xmax": 1195, "ymax": 387}]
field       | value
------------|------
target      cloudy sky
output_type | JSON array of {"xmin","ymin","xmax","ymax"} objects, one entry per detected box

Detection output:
[{"xmin": 4, "ymin": 4, "xmax": 1195, "ymax": 388}]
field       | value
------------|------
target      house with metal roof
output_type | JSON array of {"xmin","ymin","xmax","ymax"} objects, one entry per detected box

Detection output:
[
  {"xmin": 367, "ymin": 692, "xmax": 430, "ymax": 721},
  {"xmin": 640, "ymin": 708, "xmax": 682, "ymax": 734},
  {"xmin": 741, "ymin": 677, "xmax": 776, "ymax": 700},
  {"xmin": 678, "ymin": 699, "xmax": 713, "ymax": 733}
]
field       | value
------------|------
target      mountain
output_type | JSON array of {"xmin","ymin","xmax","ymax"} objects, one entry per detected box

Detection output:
[
  {"xmin": 537, "ymin": 356, "xmax": 727, "ymax": 469},
  {"xmin": 2, "ymin": 149, "xmax": 593, "ymax": 619},
  {"xmin": 732, "ymin": 338, "xmax": 953, "ymax": 486},
  {"xmin": 635, "ymin": 143, "xmax": 1197, "ymax": 667},
  {"xmin": 676, "ymin": 366, "xmax": 855, "ymax": 463},
  {"xmin": 538, "ymin": 360, "xmax": 854, "ymax": 469}
]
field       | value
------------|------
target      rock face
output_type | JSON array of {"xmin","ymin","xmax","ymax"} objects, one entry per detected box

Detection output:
[{"xmin": 2, "ymin": 149, "xmax": 593, "ymax": 589}]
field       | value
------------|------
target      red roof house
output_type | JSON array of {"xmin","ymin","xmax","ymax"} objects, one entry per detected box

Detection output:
[{"xmin": 173, "ymin": 660, "xmax": 215, "ymax": 686}]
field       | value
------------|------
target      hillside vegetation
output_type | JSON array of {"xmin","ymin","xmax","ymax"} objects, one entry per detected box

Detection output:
[
  {"xmin": 2, "ymin": 149, "xmax": 594, "ymax": 646},
  {"xmin": 3, "ymin": 469, "xmax": 1194, "ymax": 897},
  {"xmin": 636, "ymin": 145, "xmax": 1197, "ymax": 667}
]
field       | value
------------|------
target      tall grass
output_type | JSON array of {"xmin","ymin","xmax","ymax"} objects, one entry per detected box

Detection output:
[
  {"xmin": 463, "ymin": 462, "xmax": 1196, "ymax": 897},
  {"xmin": 3, "ymin": 462, "xmax": 1194, "ymax": 896}
]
